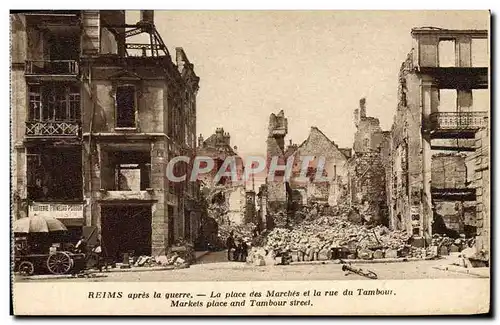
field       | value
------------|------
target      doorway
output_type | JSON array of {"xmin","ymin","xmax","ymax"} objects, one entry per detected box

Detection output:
[{"xmin": 101, "ymin": 205, "xmax": 152, "ymax": 261}]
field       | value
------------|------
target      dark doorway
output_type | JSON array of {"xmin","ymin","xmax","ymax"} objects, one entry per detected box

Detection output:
[{"xmin": 101, "ymin": 205, "xmax": 152, "ymax": 261}]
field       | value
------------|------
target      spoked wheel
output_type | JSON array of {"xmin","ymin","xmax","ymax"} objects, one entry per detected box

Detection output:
[
  {"xmin": 46, "ymin": 252, "xmax": 73, "ymax": 275},
  {"xmin": 18, "ymin": 261, "xmax": 35, "ymax": 276}
]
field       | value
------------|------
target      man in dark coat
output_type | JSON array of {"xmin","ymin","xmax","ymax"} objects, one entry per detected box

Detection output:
[{"xmin": 226, "ymin": 231, "xmax": 235, "ymax": 261}]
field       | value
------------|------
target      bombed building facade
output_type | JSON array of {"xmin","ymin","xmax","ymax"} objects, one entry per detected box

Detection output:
[
  {"xmin": 347, "ymin": 98, "xmax": 391, "ymax": 226},
  {"xmin": 387, "ymin": 28, "xmax": 489, "ymax": 250},
  {"xmin": 197, "ymin": 128, "xmax": 255, "ymax": 228},
  {"xmin": 263, "ymin": 110, "xmax": 351, "ymax": 229},
  {"xmin": 11, "ymin": 10, "xmax": 202, "ymax": 259}
]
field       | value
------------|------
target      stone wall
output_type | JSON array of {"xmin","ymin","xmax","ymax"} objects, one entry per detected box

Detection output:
[{"xmin": 474, "ymin": 126, "xmax": 489, "ymax": 258}]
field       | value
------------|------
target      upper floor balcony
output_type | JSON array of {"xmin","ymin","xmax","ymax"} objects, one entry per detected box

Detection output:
[
  {"xmin": 26, "ymin": 120, "xmax": 80, "ymax": 137},
  {"xmin": 429, "ymin": 112, "xmax": 488, "ymax": 139},
  {"xmin": 25, "ymin": 60, "xmax": 79, "ymax": 79},
  {"xmin": 25, "ymin": 83, "xmax": 81, "ymax": 139}
]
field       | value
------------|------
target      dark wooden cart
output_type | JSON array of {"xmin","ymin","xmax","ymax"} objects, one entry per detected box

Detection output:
[{"xmin": 15, "ymin": 251, "xmax": 87, "ymax": 276}]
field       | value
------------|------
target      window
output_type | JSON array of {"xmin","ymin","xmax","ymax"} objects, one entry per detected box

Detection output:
[
  {"xmin": 116, "ymin": 85, "xmax": 136, "ymax": 128},
  {"xmin": 438, "ymin": 39, "xmax": 456, "ymax": 67},
  {"xmin": 28, "ymin": 84, "xmax": 80, "ymax": 121},
  {"xmin": 471, "ymin": 38, "xmax": 488, "ymax": 67},
  {"xmin": 438, "ymin": 89, "xmax": 457, "ymax": 112}
]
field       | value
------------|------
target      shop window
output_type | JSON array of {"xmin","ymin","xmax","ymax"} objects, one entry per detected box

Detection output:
[{"xmin": 116, "ymin": 85, "xmax": 136, "ymax": 128}]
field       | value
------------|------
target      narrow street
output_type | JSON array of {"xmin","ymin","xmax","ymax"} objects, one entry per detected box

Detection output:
[{"xmin": 15, "ymin": 251, "xmax": 487, "ymax": 283}]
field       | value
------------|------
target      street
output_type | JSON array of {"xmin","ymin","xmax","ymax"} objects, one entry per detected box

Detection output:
[{"xmin": 15, "ymin": 250, "xmax": 488, "ymax": 282}]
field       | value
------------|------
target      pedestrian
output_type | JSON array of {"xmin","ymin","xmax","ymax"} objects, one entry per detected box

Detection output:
[
  {"xmin": 92, "ymin": 240, "xmax": 103, "ymax": 272},
  {"xmin": 234, "ymin": 238, "xmax": 242, "ymax": 262},
  {"xmin": 75, "ymin": 236, "xmax": 88, "ymax": 255},
  {"xmin": 226, "ymin": 231, "xmax": 235, "ymax": 261},
  {"xmin": 240, "ymin": 239, "xmax": 249, "ymax": 262}
]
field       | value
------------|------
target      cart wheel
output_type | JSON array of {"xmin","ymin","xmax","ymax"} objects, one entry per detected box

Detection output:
[
  {"xmin": 46, "ymin": 252, "xmax": 73, "ymax": 275},
  {"xmin": 18, "ymin": 261, "xmax": 35, "ymax": 276}
]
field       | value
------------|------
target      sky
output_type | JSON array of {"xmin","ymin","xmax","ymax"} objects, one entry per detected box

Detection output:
[{"xmin": 127, "ymin": 10, "xmax": 489, "ymax": 159}]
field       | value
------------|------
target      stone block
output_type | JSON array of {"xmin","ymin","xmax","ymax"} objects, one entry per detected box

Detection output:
[
  {"xmin": 449, "ymin": 244, "xmax": 460, "ymax": 253},
  {"xmin": 373, "ymin": 249, "xmax": 384, "ymax": 259},
  {"xmin": 428, "ymin": 246, "xmax": 438, "ymax": 256},
  {"xmin": 358, "ymin": 249, "xmax": 373, "ymax": 260},
  {"xmin": 385, "ymin": 249, "xmax": 398, "ymax": 259},
  {"xmin": 318, "ymin": 249, "xmax": 330, "ymax": 261},
  {"xmin": 439, "ymin": 246, "xmax": 449, "ymax": 256}
]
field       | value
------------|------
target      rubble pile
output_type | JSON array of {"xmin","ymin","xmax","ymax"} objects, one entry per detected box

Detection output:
[
  {"xmin": 247, "ymin": 206, "xmax": 416, "ymax": 264},
  {"xmin": 430, "ymin": 234, "xmax": 474, "ymax": 256},
  {"xmin": 218, "ymin": 222, "xmax": 257, "ymax": 244}
]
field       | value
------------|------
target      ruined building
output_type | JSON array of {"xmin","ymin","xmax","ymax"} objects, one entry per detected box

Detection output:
[
  {"xmin": 264, "ymin": 110, "xmax": 351, "ymax": 229},
  {"xmin": 348, "ymin": 98, "xmax": 391, "ymax": 226},
  {"xmin": 11, "ymin": 10, "xmax": 202, "ymax": 259},
  {"xmin": 388, "ymin": 27, "xmax": 488, "ymax": 248},
  {"xmin": 197, "ymin": 128, "xmax": 252, "ymax": 227}
]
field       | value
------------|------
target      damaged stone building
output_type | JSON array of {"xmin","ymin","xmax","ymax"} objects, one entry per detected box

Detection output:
[
  {"xmin": 197, "ymin": 128, "xmax": 255, "ymax": 227},
  {"xmin": 264, "ymin": 110, "xmax": 351, "ymax": 229},
  {"xmin": 347, "ymin": 98, "xmax": 391, "ymax": 226},
  {"xmin": 388, "ymin": 27, "xmax": 489, "ymax": 248},
  {"xmin": 11, "ymin": 10, "xmax": 202, "ymax": 259}
]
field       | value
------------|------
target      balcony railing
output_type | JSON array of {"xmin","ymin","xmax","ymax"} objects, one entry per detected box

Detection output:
[
  {"xmin": 429, "ymin": 112, "xmax": 488, "ymax": 130},
  {"xmin": 26, "ymin": 121, "xmax": 80, "ymax": 137},
  {"xmin": 25, "ymin": 60, "xmax": 79, "ymax": 76}
]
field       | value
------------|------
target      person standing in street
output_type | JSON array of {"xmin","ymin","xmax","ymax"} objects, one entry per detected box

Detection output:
[
  {"xmin": 226, "ymin": 231, "xmax": 235, "ymax": 261},
  {"xmin": 92, "ymin": 240, "xmax": 103, "ymax": 272}
]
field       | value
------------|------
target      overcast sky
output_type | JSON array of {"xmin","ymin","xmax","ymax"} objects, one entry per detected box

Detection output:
[{"xmin": 127, "ymin": 10, "xmax": 488, "ymax": 158}]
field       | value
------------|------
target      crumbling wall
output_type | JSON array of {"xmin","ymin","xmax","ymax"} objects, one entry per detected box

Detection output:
[
  {"xmin": 431, "ymin": 154, "xmax": 467, "ymax": 189},
  {"xmin": 348, "ymin": 152, "xmax": 388, "ymax": 226},
  {"xmin": 474, "ymin": 127, "xmax": 489, "ymax": 259},
  {"xmin": 389, "ymin": 53, "xmax": 425, "ymax": 236}
]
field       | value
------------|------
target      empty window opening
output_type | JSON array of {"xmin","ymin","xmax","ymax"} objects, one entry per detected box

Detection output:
[
  {"xmin": 116, "ymin": 85, "xmax": 136, "ymax": 128},
  {"xmin": 472, "ymin": 89, "xmax": 489, "ymax": 112},
  {"xmin": 438, "ymin": 89, "xmax": 457, "ymax": 112},
  {"xmin": 439, "ymin": 39, "xmax": 456, "ymax": 67},
  {"xmin": 101, "ymin": 150, "xmax": 151, "ymax": 191},
  {"xmin": 27, "ymin": 147, "xmax": 83, "ymax": 201},
  {"xmin": 471, "ymin": 38, "xmax": 489, "ymax": 67},
  {"xmin": 28, "ymin": 84, "xmax": 80, "ymax": 121},
  {"xmin": 412, "ymin": 228, "xmax": 421, "ymax": 236}
]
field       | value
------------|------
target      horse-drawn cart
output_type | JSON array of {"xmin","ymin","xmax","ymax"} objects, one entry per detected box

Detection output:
[
  {"xmin": 15, "ymin": 251, "xmax": 87, "ymax": 276},
  {"xmin": 13, "ymin": 214, "xmax": 88, "ymax": 276}
]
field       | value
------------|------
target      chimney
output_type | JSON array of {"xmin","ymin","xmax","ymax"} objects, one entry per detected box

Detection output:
[
  {"xmin": 198, "ymin": 134, "xmax": 204, "ymax": 147},
  {"xmin": 140, "ymin": 10, "xmax": 154, "ymax": 24},
  {"xmin": 359, "ymin": 98, "xmax": 366, "ymax": 118}
]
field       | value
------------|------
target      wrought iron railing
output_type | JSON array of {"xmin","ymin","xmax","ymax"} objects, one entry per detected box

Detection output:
[
  {"xmin": 25, "ymin": 60, "xmax": 79, "ymax": 75},
  {"xmin": 25, "ymin": 121, "xmax": 80, "ymax": 137},
  {"xmin": 429, "ymin": 112, "xmax": 488, "ymax": 130}
]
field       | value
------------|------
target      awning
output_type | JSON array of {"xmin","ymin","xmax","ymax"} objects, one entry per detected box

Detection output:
[{"xmin": 57, "ymin": 218, "xmax": 84, "ymax": 227}]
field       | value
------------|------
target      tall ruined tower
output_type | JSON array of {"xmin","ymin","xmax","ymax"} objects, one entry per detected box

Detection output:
[{"xmin": 265, "ymin": 110, "xmax": 289, "ymax": 228}]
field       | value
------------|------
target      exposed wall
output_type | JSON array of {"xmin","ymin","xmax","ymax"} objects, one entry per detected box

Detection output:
[{"xmin": 474, "ymin": 126, "xmax": 489, "ymax": 257}]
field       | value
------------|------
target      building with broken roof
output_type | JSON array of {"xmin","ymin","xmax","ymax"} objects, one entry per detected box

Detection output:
[
  {"xmin": 388, "ymin": 27, "xmax": 489, "ymax": 250},
  {"xmin": 11, "ymin": 10, "xmax": 202, "ymax": 259},
  {"xmin": 264, "ymin": 110, "xmax": 351, "ymax": 229}
]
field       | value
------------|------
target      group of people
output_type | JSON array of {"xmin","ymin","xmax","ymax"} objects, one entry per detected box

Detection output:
[{"xmin": 225, "ymin": 231, "xmax": 249, "ymax": 262}]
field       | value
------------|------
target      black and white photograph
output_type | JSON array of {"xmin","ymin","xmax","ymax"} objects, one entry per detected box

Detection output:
[{"xmin": 9, "ymin": 9, "xmax": 491, "ymax": 315}]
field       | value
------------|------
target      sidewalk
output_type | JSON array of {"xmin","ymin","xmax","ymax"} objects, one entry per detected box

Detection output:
[
  {"xmin": 17, "ymin": 251, "xmax": 211, "ymax": 281},
  {"xmin": 289, "ymin": 256, "xmax": 438, "ymax": 266},
  {"xmin": 433, "ymin": 264, "xmax": 490, "ymax": 278}
]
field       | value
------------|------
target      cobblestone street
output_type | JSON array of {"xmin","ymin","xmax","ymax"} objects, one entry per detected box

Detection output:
[{"xmin": 15, "ymin": 251, "xmax": 488, "ymax": 283}]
